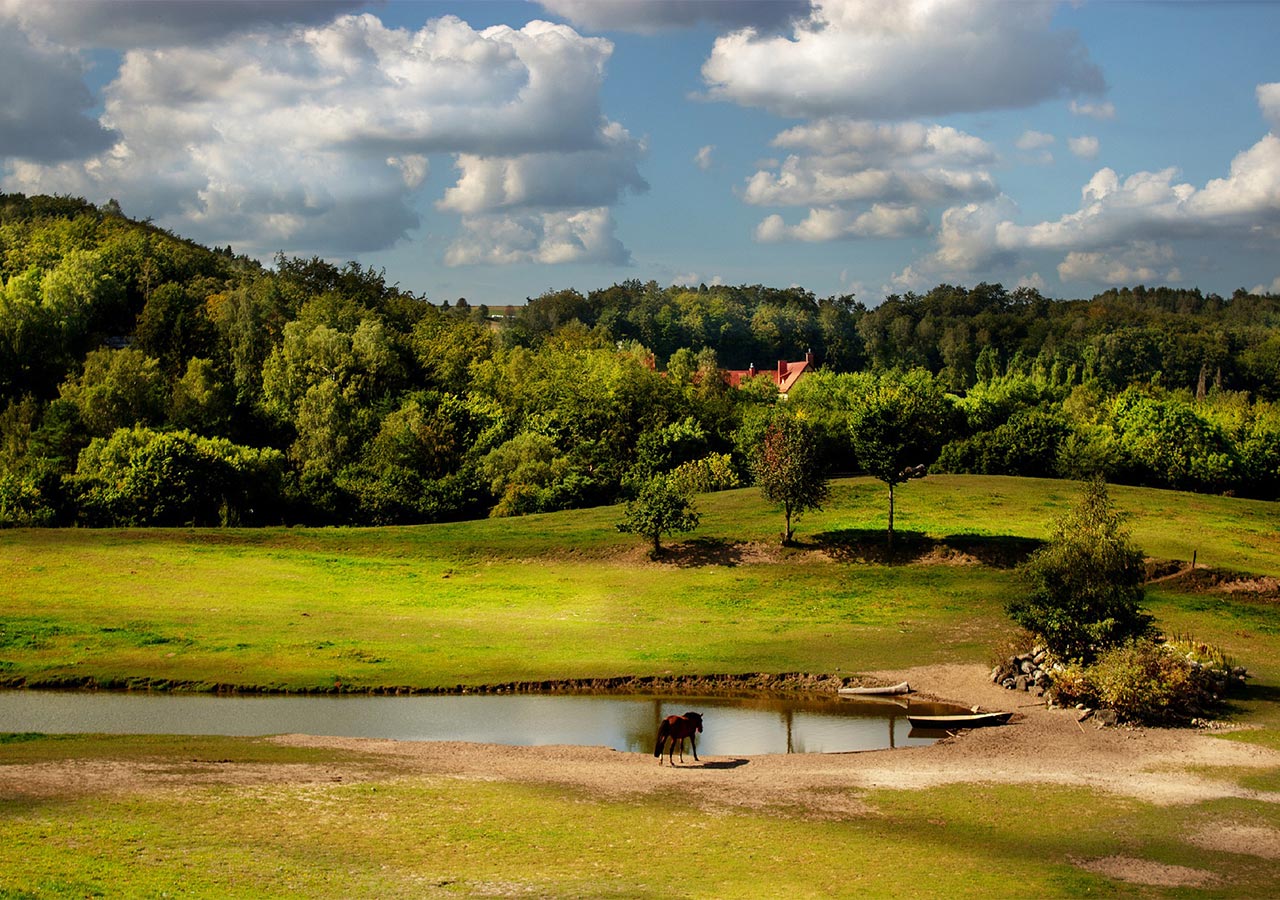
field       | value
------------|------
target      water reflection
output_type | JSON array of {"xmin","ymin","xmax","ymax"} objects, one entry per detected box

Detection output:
[{"xmin": 0, "ymin": 691, "xmax": 967, "ymax": 754}]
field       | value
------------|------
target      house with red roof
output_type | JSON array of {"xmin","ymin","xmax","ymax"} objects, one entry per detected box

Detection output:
[{"xmin": 723, "ymin": 351, "xmax": 817, "ymax": 398}]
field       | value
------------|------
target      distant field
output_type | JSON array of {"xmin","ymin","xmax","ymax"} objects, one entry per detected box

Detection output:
[{"xmin": 1, "ymin": 475, "xmax": 1278, "ymax": 695}]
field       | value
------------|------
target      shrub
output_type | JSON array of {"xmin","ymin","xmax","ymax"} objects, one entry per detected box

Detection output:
[
  {"xmin": 1048, "ymin": 636, "xmax": 1243, "ymax": 725},
  {"xmin": 1009, "ymin": 477, "xmax": 1154, "ymax": 661},
  {"xmin": 1087, "ymin": 640, "xmax": 1202, "ymax": 724}
]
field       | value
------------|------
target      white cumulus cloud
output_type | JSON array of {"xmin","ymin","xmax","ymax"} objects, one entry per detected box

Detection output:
[
  {"xmin": 900, "ymin": 86, "xmax": 1280, "ymax": 289},
  {"xmin": 444, "ymin": 207, "xmax": 629, "ymax": 266},
  {"xmin": 2, "ymin": 13, "xmax": 647, "ymax": 264},
  {"xmin": 756, "ymin": 204, "xmax": 929, "ymax": 242},
  {"xmin": 1068, "ymin": 136, "xmax": 1100, "ymax": 160},
  {"xmin": 537, "ymin": 0, "xmax": 808, "ymax": 34},
  {"xmin": 1057, "ymin": 243, "xmax": 1180, "ymax": 285},
  {"xmin": 1261, "ymin": 83, "xmax": 1280, "ymax": 130},
  {"xmin": 701, "ymin": 0, "xmax": 1105, "ymax": 120},
  {"xmin": 1016, "ymin": 130, "xmax": 1055, "ymax": 151},
  {"xmin": 1070, "ymin": 99, "xmax": 1117, "ymax": 120},
  {"xmin": 744, "ymin": 119, "xmax": 996, "ymax": 243}
]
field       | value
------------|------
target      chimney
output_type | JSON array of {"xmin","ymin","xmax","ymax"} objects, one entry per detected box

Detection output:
[
  {"xmin": 778, "ymin": 359, "xmax": 788, "ymax": 380},
  {"xmin": 805, "ymin": 348, "xmax": 815, "ymax": 365},
  {"xmin": 748, "ymin": 363, "xmax": 756, "ymax": 377}
]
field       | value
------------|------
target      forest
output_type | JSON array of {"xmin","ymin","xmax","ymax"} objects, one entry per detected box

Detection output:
[{"xmin": 2, "ymin": 192, "xmax": 1280, "ymax": 528}]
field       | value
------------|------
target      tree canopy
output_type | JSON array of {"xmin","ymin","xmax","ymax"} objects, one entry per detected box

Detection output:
[{"xmin": 3, "ymin": 193, "xmax": 1280, "ymax": 528}]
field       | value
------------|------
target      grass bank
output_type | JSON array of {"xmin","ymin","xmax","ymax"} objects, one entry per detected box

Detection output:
[{"xmin": 1, "ymin": 475, "xmax": 1278, "ymax": 692}]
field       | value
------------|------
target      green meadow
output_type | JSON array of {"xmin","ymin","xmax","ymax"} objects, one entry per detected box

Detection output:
[
  {"xmin": 4, "ymin": 475, "xmax": 1278, "ymax": 694},
  {"xmin": 2, "ymin": 475, "xmax": 1279, "ymax": 897}
]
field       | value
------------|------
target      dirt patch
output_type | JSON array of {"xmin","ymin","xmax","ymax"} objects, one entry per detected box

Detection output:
[
  {"xmin": 0, "ymin": 759, "xmax": 378, "ymax": 800},
  {"xmin": 1074, "ymin": 855, "xmax": 1219, "ymax": 888},
  {"xmin": 1186, "ymin": 822, "xmax": 1280, "ymax": 859},
  {"xmin": 1149, "ymin": 562, "xmax": 1280, "ymax": 602}
]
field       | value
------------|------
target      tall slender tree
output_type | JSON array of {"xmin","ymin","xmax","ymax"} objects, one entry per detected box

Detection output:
[{"xmin": 754, "ymin": 414, "xmax": 829, "ymax": 545}]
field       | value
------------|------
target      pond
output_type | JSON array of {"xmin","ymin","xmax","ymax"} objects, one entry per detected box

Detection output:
[{"xmin": 0, "ymin": 690, "xmax": 969, "ymax": 754}]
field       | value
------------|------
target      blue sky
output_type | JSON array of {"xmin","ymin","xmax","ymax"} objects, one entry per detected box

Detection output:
[{"xmin": 3, "ymin": 1, "xmax": 1279, "ymax": 306}]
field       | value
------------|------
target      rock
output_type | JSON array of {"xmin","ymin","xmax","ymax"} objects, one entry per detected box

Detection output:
[
  {"xmin": 1032, "ymin": 686, "xmax": 1045, "ymax": 698},
  {"xmin": 1094, "ymin": 709, "xmax": 1118, "ymax": 727},
  {"xmin": 1014, "ymin": 675, "xmax": 1029, "ymax": 692},
  {"xmin": 1001, "ymin": 678, "xmax": 1016, "ymax": 689},
  {"xmin": 1033, "ymin": 650, "xmax": 1047, "ymax": 665},
  {"xmin": 1078, "ymin": 708, "xmax": 1094, "ymax": 721},
  {"xmin": 990, "ymin": 666, "xmax": 1002, "ymax": 683},
  {"xmin": 1020, "ymin": 660, "xmax": 1035, "ymax": 675}
]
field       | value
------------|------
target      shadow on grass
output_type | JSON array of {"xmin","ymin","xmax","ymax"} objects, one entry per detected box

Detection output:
[
  {"xmin": 1235, "ymin": 681, "xmax": 1280, "ymax": 705},
  {"xmin": 942, "ymin": 534, "xmax": 1045, "ymax": 568},
  {"xmin": 813, "ymin": 529, "xmax": 1043, "ymax": 567},
  {"xmin": 660, "ymin": 538, "xmax": 749, "ymax": 568}
]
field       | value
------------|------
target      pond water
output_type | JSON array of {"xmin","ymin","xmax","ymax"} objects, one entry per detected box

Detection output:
[{"xmin": 0, "ymin": 691, "xmax": 969, "ymax": 754}]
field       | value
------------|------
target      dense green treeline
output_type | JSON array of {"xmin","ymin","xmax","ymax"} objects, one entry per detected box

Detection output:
[{"xmin": 1, "ymin": 193, "xmax": 1279, "ymax": 527}]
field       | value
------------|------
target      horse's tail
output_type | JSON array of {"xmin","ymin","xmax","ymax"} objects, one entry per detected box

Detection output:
[{"xmin": 653, "ymin": 720, "xmax": 669, "ymax": 757}]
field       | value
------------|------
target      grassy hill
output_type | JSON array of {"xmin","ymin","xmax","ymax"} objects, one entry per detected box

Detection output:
[{"xmin": 2, "ymin": 475, "xmax": 1277, "ymax": 702}]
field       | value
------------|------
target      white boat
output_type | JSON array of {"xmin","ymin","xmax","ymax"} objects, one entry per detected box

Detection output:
[{"xmin": 837, "ymin": 681, "xmax": 912, "ymax": 696}]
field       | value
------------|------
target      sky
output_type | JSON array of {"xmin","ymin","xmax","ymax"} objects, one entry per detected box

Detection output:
[{"xmin": 2, "ymin": 0, "xmax": 1279, "ymax": 307}]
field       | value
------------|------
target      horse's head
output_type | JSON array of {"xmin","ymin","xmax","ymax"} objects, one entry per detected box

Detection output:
[{"xmin": 685, "ymin": 711, "xmax": 703, "ymax": 733}]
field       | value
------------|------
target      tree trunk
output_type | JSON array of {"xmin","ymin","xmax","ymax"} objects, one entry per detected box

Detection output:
[
  {"xmin": 652, "ymin": 531, "xmax": 661, "ymax": 557},
  {"xmin": 887, "ymin": 480, "xmax": 896, "ymax": 554},
  {"xmin": 783, "ymin": 501, "xmax": 793, "ymax": 545}
]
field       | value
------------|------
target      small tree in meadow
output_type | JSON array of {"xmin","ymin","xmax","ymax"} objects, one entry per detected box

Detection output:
[
  {"xmin": 616, "ymin": 474, "xmax": 699, "ymax": 557},
  {"xmin": 1008, "ymin": 477, "xmax": 1154, "ymax": 662},
  {"xmin": 845, "ymin": 369, "xmax": 949, "ymax": 551},
  {"xmin": 754, "ymin": 414, "xmax": 829, "ymax": 545}
]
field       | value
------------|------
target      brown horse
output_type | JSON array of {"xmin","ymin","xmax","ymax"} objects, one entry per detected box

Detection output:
[{"xmin": 654, "ymin": 711, "xmax": 703, "ymax": 765}]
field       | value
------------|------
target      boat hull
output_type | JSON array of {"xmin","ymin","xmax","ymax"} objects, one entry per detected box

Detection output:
[
  {"xmin": 907, "ymin": 712, "xmax": 1012, "ymax": 729},
  {"xmin": 837, "ymin": 681, "xmax": 912, "ymax": 696}
]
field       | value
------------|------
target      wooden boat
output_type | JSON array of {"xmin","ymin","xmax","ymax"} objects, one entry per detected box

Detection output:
[
  {"xmin": 838, "ymin": 681, "xmax": 912, "ymax": 696},
  {"xmin": 907, "ymin": 711, "xmax": 1012, "ymax": 729}
]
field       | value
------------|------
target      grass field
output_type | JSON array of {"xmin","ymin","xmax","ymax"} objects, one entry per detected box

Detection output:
[
  {"xmin": 2, "ymin": 475, "xmax": 1279, "ymax": 897},
  {"xmin": 3, "ymin": 475, "xmax": 1278, "ymax": 694}
]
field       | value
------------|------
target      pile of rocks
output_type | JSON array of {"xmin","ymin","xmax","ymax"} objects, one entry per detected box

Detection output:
[{"xmin": 991, "ymin": 646, "xmax": 1051, "ymax": 697}]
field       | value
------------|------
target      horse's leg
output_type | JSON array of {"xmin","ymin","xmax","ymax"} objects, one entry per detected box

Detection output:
[{"xmin": 690, "ymin": 732, "xmax": 698, "ymax": 761}]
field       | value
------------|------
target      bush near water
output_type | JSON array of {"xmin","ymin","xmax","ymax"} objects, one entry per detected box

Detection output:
[{"xmin": 993, "ymin": 637, "xmax": 1250, "ymax": 725}]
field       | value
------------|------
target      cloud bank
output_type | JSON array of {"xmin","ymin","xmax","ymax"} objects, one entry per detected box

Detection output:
[
  {"xmin": 903, "ymin": 85, "xmax": 1280, "ymax": 287},
  {"xmin": 2, "ymin": 11, "xmax": 646, "ymax": 265},
  {"xmin": 702, "ymin": 0, "xmax": 1105, "ymax": 120},
  {"xmin": 537, "ymin": 0, "xmax": 808, "ymax": 34}
]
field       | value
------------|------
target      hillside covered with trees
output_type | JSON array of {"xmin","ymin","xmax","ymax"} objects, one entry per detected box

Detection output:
[{"xmin": 2, "ymin": 193, "xmax": 1279, "ymax": 527}]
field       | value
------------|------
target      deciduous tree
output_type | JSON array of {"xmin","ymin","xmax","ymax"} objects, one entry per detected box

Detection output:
[
  {"xmin": 846, "ymin": 369, "xmax": 951, "ymax": 550},
  {"xmin": 753, "ymin": 413, "xmax": 829, "ymax": 545},
  {"xmin": 616, "ymin": 474, "xmax": 699, "ymax": 557}
]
